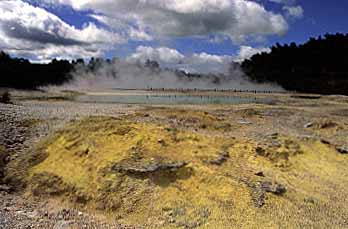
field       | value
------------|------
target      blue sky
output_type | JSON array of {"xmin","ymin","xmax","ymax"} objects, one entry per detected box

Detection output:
[
  {"xmin": 269, "ymin": 0, "xmax": 348, "ymax": 44},
  {"xmin": 0, "ymin": 0, "xmax": 347, "ymax": 72}
]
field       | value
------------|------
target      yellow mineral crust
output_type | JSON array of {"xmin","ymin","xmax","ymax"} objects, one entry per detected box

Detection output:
[{"xmin": 24, "ymin": 115, "xmax": 348, "ymax": 228}]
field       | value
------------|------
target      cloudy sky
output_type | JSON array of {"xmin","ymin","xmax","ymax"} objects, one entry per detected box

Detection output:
[{"xmin": 0, "ymin": 0, "xmax": 347, "ymax": 73}]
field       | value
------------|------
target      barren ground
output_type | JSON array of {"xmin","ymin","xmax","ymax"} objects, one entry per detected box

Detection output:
[{"xmin": 1, "ymin": 90, "xmax": 348, "ymax": 228}]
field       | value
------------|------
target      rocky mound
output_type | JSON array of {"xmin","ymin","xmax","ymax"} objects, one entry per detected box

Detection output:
[{"xmin": 6, "ymin": 115, "xmax": 348, "ymax": 228}]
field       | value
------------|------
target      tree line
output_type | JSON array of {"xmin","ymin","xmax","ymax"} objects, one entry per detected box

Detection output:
[
  {"xmin": 1, "ymin": 33, "xmax": 348, "ymax": 94},
  {"xmin": 241, "ymin": 33, "xmax": 348, "ymax": 95},
  {"xmin": 0, "ymin": 52, "xmax": 74, "ymax": 89}
]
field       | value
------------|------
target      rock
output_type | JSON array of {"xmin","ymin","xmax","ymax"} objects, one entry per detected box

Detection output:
[
  {"xmin": 269, "ymin": 133, "xmax": 279, "ymax": 139},
  {"xmin": 15, "ymin": 210, "xmax": 25, "ymax": 216},
  {"xmin": 337, "ymin": 146, "xmax": 348, "ymax": 154},
  {"xmin": 255, "ymin": 171, "xmax": 265, "ymax": 177},
  {"xmin": 169, "ymin": 218, "xmax": 176, "ymax": 223},
  {"xmin": 0, "ymin": 185, "xmax": 11, "ymax": 193},
  {"xmin": 320, "ymin": 139, "xmax": 331, "ymax": 145},
  {"xmin": 157, "ymin": 139, "xmax": 166, "ymax": 146},
  {"xmin": 0, "ymin": 92, "xmax": 11, "ymax": 104},
  {"xmin": 205, "ymin": 151, "xmax": 229, "ymax": 166},
  {"xmin": 238, "ymin": 120, "xmax": 252, "ymax": 125},
  {"xmin": 53, "ymin": 220, "xmax": 74, "ymax": 229},
  {"xmin": 304, "ymin": 122, "xmax": 313, "ymax": 128},
  {"xmin": 111, "ymin": 160, "xmax": 187, "ymax": 175},
  {"xmin": 26, "ymin": 211, "xmax": 39, "ymax": 219},
  {"xmin": 42, "ymin": 211, "xmax": 49, "ymax": 217},
  {"xmin": 319, "ymin": 121, "xmax": 337, "ymax": 129},
  {"xmin": 251, "ymin": 181, "xmax": 286, "ymax": 208},
  {"xmin": 299, "ymin": 135, "xmax": 315, "ymax": 141},
  {"xmin": 261, "ymin": 181, "xmax": 286, "ymax": 195},
  {"xmin": 252, "ymin": 190, "xmax": 266, "ymax": 208},
  {"xmin": 255, "ymin": 147, "xmax": 266, "ymax": 156},
  {"xmin": 304, "ymin": 197, "xmax": 318, "ymax": 204},
  {"xmin": 3, "ymin": 155, "xmax": 11, "ymax": 164}
]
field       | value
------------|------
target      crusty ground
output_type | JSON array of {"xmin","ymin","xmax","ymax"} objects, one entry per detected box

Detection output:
[{"xmin": 1, "ymin": 89, "xmax": 348, "ymax": 228}]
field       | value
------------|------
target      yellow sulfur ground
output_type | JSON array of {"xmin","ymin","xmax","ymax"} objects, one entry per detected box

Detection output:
[{"xmin": 20, "ymin": 112, "xmax": 348, "ymax": 228}]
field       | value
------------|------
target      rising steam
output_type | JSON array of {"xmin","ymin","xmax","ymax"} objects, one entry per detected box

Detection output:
[{"xmin": 55, "ymin": 59, "xmax": 283, "ymax": 92}]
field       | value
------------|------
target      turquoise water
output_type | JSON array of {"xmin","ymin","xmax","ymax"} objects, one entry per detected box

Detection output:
[{"xmin": 77, "ymin": 93, "xmax": 273, "ymax": 105}]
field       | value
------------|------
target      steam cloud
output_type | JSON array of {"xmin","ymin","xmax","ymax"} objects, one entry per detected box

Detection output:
[{"xmin": 56, "ymin": 59, "xmax": 283, "ymax": 92}]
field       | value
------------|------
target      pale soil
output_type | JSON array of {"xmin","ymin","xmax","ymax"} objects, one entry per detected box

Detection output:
[{"xmin": 1, "ymin": 89, "xmax": 348, "ymax": 228}]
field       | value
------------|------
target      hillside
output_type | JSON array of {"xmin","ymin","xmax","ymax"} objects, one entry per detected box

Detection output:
[{"xmin": 242, "ymin": 33, "xmax": 348, "ymax": 95}]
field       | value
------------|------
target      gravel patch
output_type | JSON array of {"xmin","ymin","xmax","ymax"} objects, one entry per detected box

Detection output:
[{"xmin": 0, "ymin": 100, "xmax": 141, "ymax": 228}]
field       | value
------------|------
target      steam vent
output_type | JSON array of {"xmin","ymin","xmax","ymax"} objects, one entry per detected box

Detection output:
[{"xmin": 4, "ymin": 103, "xmax": 348, "ymax": 228}]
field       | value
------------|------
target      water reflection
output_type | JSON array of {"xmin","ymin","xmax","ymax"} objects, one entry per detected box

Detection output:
[{"xmin": 77, "ymin": 92, "xmax": 273, "ymax": 105}]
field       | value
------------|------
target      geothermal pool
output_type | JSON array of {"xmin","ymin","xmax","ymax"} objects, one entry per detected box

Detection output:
[{"xmin": 75, "ymin": 90, "xmax": 274, "ymax": 105}]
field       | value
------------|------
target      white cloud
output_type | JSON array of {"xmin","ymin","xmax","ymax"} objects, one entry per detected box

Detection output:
[
  {"xmin": 47, "ymin": 0, "xmax": 289, "ymax": 42},
  {"xmin": 89, "ymin": 14, "xmax": 153, "ymax": 41},
  {"xmin": 128, "ymin": 46, "xmax": 185, "ymax": 64},
  {"xmin": 0, "ymin": 0, "xmax": 124, "ymax": 60},
  {"xmin": 235, "ymin": 45, "xmax": 271, "ymax": 61},
  {"xmin": 283, "ymin": 5, "xmax": 304, "ymax": 19},
  {"xmin": 0, "ymin": 0, "xmax": 295, "ymax": 64},
  {"xmin": 127, "ymin": 46, "xmax": 233, "ymax": 74},
  {"xmin": 187, "ymin": 52, "xmax": 233, "ymax": 73},
  {"xmin": 268, "ymin": 0, "xmax": 296, "ymax": 4}
]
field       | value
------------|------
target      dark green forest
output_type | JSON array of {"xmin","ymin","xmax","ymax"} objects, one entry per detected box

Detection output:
[
  {"xmin": 1, "ymin": 33, "xmax": 348, "ymax": 94},
  {"xmin": 0, "ymin": 51, "xmax": 73, "ymax": 89},
  {"xmin": 241, "ymin": 33, "xmax": 348, "ymax": 95}
]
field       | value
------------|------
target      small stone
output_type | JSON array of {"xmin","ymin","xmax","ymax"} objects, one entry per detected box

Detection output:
[
  {"xmin": 205, "ymin": 151, "xmax": 229, "ymax": 166},
  {"xmin": 320, "ymin": 139, "xmax": 331, "ymax": 145},
  {"xmin": 304, "ymin": 122, "xmax": 313, "ymax": 128},
  {"xmin": 53, "ymin": 220, "xmax": 73, "ymax": 229},
  {"xmin": 15, "ymin": 210, "xmax": 25, "ymax": 216},
  {"xmin": 255, "ymin": 171, "xmax": 265, "ymax": 177},
  {"xmin": 261, "ymin": 181, "xmax": 286, "ymax": 195},
  {"xmin": 337, "ymin": 146, "xmax": 348, "ymax": 154},
  {"xmin": 0, "ymin": 185, "xmax": 11, "ymax": 193},
  {"xmin": 238, "ymin": 120, "xmax": 252, "ymax": 125},
  {"xmin": 255, "ymin": 147, "xmax": 266, "ymax": 156},
  {"xmin": 3, "ymin": 155, "xmax": 11, "ymax": 164},
  {"xmin": 320, "ymin": 121, "xmax": 337, "ymax": 129},
  {"xmin": 158, "ymin": 139, "xmax": 166, "ymax": 146},
  {"xmin": 26, "ymin": 210, "xmax": 39, "ymax": 219},
  {"xmin": 304, "ymin": 197, "xmax": 317, "ymax": 204},
  {"xmin": 169, "ymin": 218, "xmax": 176, "ymax": 223},
  {"xmin": 269, "ymin": 133, "xmax": 279, "ymax": 139}
]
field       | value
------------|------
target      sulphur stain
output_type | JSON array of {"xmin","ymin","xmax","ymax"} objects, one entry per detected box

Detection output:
[{"xmin": 9, "ymin": 114, "xmax": 348, "ymax": 228}]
